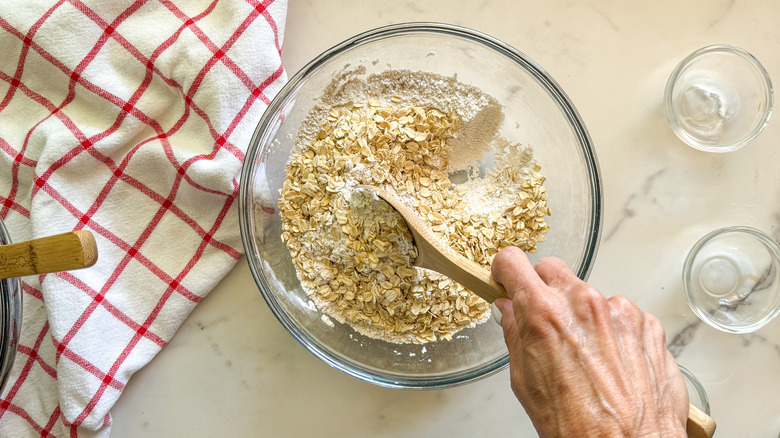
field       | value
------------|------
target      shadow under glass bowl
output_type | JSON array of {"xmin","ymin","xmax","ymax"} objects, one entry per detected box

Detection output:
[
  {"xmin": 239, "ymin": 22, "xmax": 602, "ymax": 389},
  {"xmin": 0, "ymin": 217, "xmax": 22, "ymax": 396}
]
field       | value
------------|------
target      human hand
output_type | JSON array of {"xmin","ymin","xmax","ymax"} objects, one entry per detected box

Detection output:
[{"xmin": 492, "ymin": 247, "xmax": 689, "ymax": 438}]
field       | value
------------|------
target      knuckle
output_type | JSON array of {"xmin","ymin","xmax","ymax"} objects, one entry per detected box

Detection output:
[
  {"xmin": 581, "ymin": 285, "xmax": 605, "ymax": 302},
  {"xmin": 608, "ymin": 295, "xmax": 645, "ymax": 329},
  {"xmin": 609, "ymin": 294, "xmax": 640, "ymax": 315},
  {"xmin": 534, "ymin": 256, "xmax": 568, "ymax": 274},
  {"xmin": 573, "ymin": 284, "xmax": 608, "ymax": 313},
  {"xmin": 643, "ymin": 312, "xmax": 666, "ymax": 337}
]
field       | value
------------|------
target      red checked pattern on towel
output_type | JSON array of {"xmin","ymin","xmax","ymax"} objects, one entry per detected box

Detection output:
[{"xmin": 0, "ymin": 0, "xmax": 287, "ymax": 436}]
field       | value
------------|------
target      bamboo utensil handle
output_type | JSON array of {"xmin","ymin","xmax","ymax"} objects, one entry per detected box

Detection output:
[
  {"xmin": 0, "ymin": 230, "xmax": 98, "ymax": 279},
  {"xmin": 687, "ymin": 403, "xmax": 716, "ymax": 437}
]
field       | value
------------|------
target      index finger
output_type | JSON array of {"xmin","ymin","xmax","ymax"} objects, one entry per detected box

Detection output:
[{"xmin": 491, "ymin": 246, "xmax": 548, "ymax": 300}]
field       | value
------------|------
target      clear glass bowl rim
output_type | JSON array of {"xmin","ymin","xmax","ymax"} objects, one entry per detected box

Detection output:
[
  {"xmin": 0, "ymin": 217, "xmax": 22, "ymax": 395},
  {"xmin": 678, "ymin": 364, "xmax": 711, "ymax": 415},
  {"xmin": 682, "ymin": 225, "xmax": 780, "ymax": 333},
  {"xmin": 239, "ymin": 22, "xmax": 602, "ymax": 389},
  {"xmin": 664, "ymin": 44, "xmax": 774, "ymax": 153}
]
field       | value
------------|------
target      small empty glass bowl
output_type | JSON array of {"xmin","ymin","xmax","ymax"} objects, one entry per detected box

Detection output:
[
  {"xmin": 665, "ymin": 44, "xmax": 773, "ymax": 152},
  {"xmin": 682, "ymin": 226, "xmax": 780, "ymax": 333},
  {"xmin": 679, "ymin": 364, "xmax": 710, "ymax": 415}
]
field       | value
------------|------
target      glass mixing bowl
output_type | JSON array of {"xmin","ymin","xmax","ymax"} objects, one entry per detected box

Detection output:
[
  {"xmin": 239, "ymin": 23, "xmax": 602, "ymax": 388},
  {"xmin": 0, "ymin": 217, "xmax": 22, "ymax": 395}
]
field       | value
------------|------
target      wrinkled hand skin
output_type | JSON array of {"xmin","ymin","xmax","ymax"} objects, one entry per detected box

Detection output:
[{"xmin": 492, "ymin": 247, "xmax": 688, "ymax": 438}]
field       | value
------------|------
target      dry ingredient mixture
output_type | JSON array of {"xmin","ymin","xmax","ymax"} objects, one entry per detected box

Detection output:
[{"xmin": 278, "ymin": 68, "xmax": 550, "ymax": 344}]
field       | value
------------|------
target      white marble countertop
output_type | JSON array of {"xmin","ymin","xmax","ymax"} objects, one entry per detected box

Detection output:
[{"xmin": 111, "ymin": 1, "xmax": 780, "ymax": 436}]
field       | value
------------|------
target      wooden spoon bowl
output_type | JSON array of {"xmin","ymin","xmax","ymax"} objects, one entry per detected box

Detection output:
[{"xmin": 359, "ymin": 185, "xmax": 506, "ymax": 303}]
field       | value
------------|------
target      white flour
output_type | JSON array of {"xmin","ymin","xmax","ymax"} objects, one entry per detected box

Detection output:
[{"xmin": 295, "ymin": 67, "xmax": 509, "ymax": 174}]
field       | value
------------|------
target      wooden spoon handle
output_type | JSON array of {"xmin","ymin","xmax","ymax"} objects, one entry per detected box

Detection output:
[
  {"xmin": 0, "ymin": 230, "xmax": 98, "ymax": 279},
  {"xmin": 418, "ymin": 243, "xmax": 508, "ymax": 302},
  {"xmin": 687, "ymin": 403, "xmax": 716, "ymax": 437}
]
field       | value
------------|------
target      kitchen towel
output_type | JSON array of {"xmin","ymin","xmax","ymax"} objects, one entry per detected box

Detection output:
[{"xmin": 0, "ymin": 0, "xmax": 287, "ymax": 436}]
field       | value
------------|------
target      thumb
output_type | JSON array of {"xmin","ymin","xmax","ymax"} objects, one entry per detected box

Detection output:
[{"xmin": 494, "ymin": 297, "xmax": 521, "ymax": 347}]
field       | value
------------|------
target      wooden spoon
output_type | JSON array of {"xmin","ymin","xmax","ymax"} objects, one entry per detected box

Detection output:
[
  {"xmin": 360, "ymin": 186, "xmax": 716, "ymax": 437},
  {"xmin": 0, "ymin": 230, "xmax": 98, "ymax": 279},
  {"xmin": 360, "ymin": 185, "xmax": 507, "ymax": 303}
]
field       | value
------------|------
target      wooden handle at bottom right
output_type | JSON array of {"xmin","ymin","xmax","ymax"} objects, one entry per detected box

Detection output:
[{"xmin": 687, "ymin": 403, "xmax": 716, "ymax": 437}]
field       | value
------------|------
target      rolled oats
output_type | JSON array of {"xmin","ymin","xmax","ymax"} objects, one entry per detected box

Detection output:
[{"xmin": 278, "ymin": 74, "xmax": 550, "ymax": 344}]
